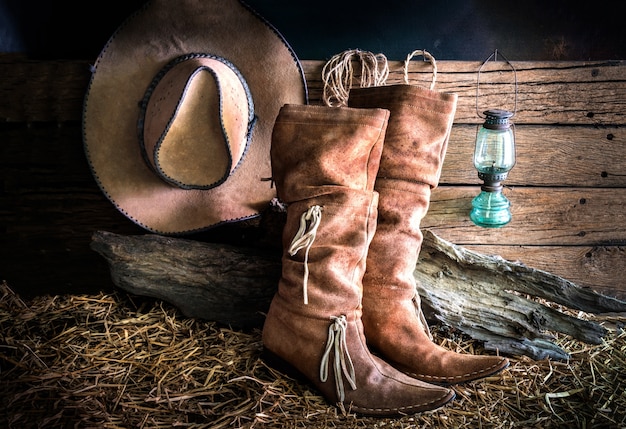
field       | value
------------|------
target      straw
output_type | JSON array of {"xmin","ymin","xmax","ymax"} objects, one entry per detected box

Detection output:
[{"xmin": 1, "ymin": 280, "xmax": 624, "ymax": 428}]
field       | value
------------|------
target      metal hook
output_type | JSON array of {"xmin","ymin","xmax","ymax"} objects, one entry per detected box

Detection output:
[{"xmin": 476, "ymin": 49, "xmax": 518, "ymax": 119}]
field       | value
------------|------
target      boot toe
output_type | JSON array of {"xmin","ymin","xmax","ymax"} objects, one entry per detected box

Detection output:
[
  {"xmin": 401, "ymin": 354, "xmax": 510, "ymax": 385},
  {"xmin": 343, "ymin": 353, "xmax": 457, "ymax": 416},
  {"xmin": 346, "ymin": 379, "xmax": 455, "ymax": 416}
]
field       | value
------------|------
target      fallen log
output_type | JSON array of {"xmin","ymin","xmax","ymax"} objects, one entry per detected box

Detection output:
[
  {"xmin": 90, "ymin": 231, "xmax": 281, "ymax": 330},
  {"xmin": 90, "ymin": 220, "xmax": 626, "ymax": 361},
  {"xmin": 415, "ymin": 230, "xmax": 626, "ymax": 360}
]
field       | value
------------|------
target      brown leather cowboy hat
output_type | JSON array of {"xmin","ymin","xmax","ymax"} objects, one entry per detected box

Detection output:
[{"xmin": 83, "ymin": 0, "xmax": 307, "ymax": 234}]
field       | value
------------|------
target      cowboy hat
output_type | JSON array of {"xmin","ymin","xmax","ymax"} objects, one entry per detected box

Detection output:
[{"xmin": 83, "ymin": 0, "xmax": 307, "ymax": 234}]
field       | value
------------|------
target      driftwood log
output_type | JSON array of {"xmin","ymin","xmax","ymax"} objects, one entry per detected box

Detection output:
[
  {"xmin": 414, "ymin": 231, "xmax": 626, "ymax": 360},
  {"xmin": 90, "ymin": 209, "xmax": 626, "ymax": 361}
]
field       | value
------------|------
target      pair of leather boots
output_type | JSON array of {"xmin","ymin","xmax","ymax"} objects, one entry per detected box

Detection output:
[{"xmin": 262, "ymin": 83, "xmax": 510, "ymax": 416}]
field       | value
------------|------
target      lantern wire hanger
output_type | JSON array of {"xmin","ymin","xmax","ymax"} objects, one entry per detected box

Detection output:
[
  {"xmin": 470, "ymin": 49, "xmax": 519, "ymax": 228},
  {"xmin": 476, "ymin": 49, "xmax": 518, "ymax": 119}
]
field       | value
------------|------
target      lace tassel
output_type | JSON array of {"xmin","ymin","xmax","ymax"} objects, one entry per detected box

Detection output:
[
  {"xmin": 319, "ymin": 315, "xmax": 357, "ymax": 402},
  {"xmin": 287, "ymin": 205, "xmax": 322, "ymax": 305}
]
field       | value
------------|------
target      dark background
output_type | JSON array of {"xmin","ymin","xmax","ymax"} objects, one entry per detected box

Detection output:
[{"xmin": 1, "ymin": 0, "xmax": 625, "ymax": 61}]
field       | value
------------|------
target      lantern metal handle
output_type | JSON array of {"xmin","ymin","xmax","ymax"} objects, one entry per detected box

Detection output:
[{"xmin": 476, "ymin": 49, "xmax": 517, "ymax": 119}]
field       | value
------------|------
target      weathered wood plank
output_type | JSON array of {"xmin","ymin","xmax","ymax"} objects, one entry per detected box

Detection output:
[
  {"xmin": 0, "ymin": 55, "xmax": 91, "ymax": 122},
  {"xmin": 403, "ymin": 60, "xmax": 626, "ymax": 125},
  {"xmin": 1, "ymin": 127, "xmax": 623, "ymax": 252},
  {"xmin": 444, "ymin": 125, "xmax": 626, "ymax": 187},
  {"xmin": 424, "ymin": 186, "xmax": 626, "ymax": 246},
  {"xmin": 462, "ymin": 245, "xmax": 626, "ymax": 300},
  {"xmin": 2, "ymin": 123, "xmax": 623, "ymax": 189},
  {"xmin": 3, "ymin": 131, "xmax": 624, "ymax": 250},
  {"xmin": 1, "ymin": 55, "xmax": 624, "ymax": 125},
  {"xmin": 304, "ymin": 59, "xmax": 626, "ymax": 125}
]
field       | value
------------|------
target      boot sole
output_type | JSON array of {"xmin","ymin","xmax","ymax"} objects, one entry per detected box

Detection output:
[
  {"xmin": 262, "ymin": 347, "xmax": 457, "ymax": 416},
  {"xmin": 398, "ymin": 356, "xmax": 511, "ymax": 386}
]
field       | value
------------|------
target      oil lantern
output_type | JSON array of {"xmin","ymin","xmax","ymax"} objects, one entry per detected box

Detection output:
[{"xmin": 469, "ymin": 109, "xmax": 516, "ymax": 227}]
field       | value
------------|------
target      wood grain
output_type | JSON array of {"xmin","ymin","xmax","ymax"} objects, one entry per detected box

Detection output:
[
  {"xmin": 1, "ymin": 55, "xmax": 625, "ymax": 300},
  {"xmin": 424, "ymin": 187, "xmax": 626, "ymax": 246},
  {"xmin": 2, "ymin": 56, "xmax": 624, "ymax": 125},
  {"xmin": 305, "ymin": 59, "xmax": 626, "ymax": 124},
  {"xmin": 464, "ymin": 245, "xmax": 626, "ymax": 299},
  {"xmin": 443, "ymin": 125, "xmax": 626, "ymax": 187}
]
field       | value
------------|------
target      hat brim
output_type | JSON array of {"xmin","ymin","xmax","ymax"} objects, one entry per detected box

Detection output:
[{"xmin": 83, "ymin": 0, "xmax": 307, "ymax": 235}]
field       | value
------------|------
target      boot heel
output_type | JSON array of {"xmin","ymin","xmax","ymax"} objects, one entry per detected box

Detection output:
[{"xmin": 262, "ymin": 347, "xmax": 308, "ymax": 383}]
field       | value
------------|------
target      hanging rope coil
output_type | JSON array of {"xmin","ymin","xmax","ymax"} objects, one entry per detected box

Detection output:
[
  {"xmin": 403, "ymin": 49, "xmax": 437, "ymax": 90},
  {"xmin": 321, "ymin": 49, "xmax": 389, "ymax": 107}
]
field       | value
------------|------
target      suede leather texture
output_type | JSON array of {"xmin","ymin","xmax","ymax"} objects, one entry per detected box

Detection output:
[
  {"xmin": 83, "ymin": 0, "xmax": 306, "ymax": 234},
  {"xmin": 349, "ymin": 84, "xmax": 509, "ymax": 385},
  {"xmin": 262, "ymin": 104, "xmax": 455, "ymax": 416}
]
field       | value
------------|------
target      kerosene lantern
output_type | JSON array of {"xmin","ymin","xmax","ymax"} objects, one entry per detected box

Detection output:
[
  {"xmin": 469, "ymin": 109, "xmax": 516, "ymax": 227},
  {"xmin": 470, "ymin": 50, "xmax": 517, "ymax": 228}
]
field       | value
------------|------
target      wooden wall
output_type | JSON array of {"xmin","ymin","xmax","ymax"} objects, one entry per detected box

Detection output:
[
  {"xmin": 315, "ymin": 59, "xmax": 626, "ymax": 299},
  {"xmin": 1, "ymin": 55, "xmax": 625, "ymax": 300}
]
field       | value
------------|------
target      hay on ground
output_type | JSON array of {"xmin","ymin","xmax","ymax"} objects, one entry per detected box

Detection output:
[{"xmin": 1, "ymin": 281, "xmax": 624, "ymax": 428}]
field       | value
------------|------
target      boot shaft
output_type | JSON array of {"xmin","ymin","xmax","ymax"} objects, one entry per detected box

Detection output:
[
  {"xmin": 347, "ymin": 84, "xmax": 458, "ymax": 295},
  {"xmin": 277, "ymin": 191, "xmax": 378, "ymax": 315},
  {"xmin": 270, "ymin": 104, "xmax": 389, "ymax": 203},
  {"xmin": 269, "ymin": 104, "xmax": 390, "ymax": 313},
  {"xmin": 348, "ymin": 84, "xmax": 457, "ymax": 189}
]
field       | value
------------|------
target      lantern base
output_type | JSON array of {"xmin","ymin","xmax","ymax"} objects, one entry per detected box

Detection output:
[{"xmin": 470, "ymin": 190, "xmax": 511, "ymax": 228}]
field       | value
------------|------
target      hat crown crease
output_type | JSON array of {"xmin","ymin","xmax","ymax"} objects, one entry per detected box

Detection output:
[{"xmin": 142, "ymin": 56, "xmax": 253, "ymax": 190}]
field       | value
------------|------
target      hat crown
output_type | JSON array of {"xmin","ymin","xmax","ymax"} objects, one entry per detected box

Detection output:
[
  {"xmin": 83, "ymin": 0, "xmax": 307, "ymax": 234},
  {"xmin": 139, "ymin": 54, "xmax": 254, "ymax": 190}
]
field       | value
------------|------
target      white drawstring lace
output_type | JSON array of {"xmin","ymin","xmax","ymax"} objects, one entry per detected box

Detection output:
[
  {"xmin": 287, "ymin": 205, "xmax": 322, "ymax": 305},
  {"xmin": 319, "ymin": 315, "xmax": 357, "ymax": 402},
  {"xmin": 413, "ymin": 295, "xmax": 433, "ymax": 341}
]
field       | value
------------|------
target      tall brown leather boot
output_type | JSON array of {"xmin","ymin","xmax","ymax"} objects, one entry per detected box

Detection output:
[
  {"xmin": 348, "ymin": 85, "xmax": 510, "ymax": 385},
  {"xmin": 262, "ymin": 104, "xmax": 455, "ymax": 416}
]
